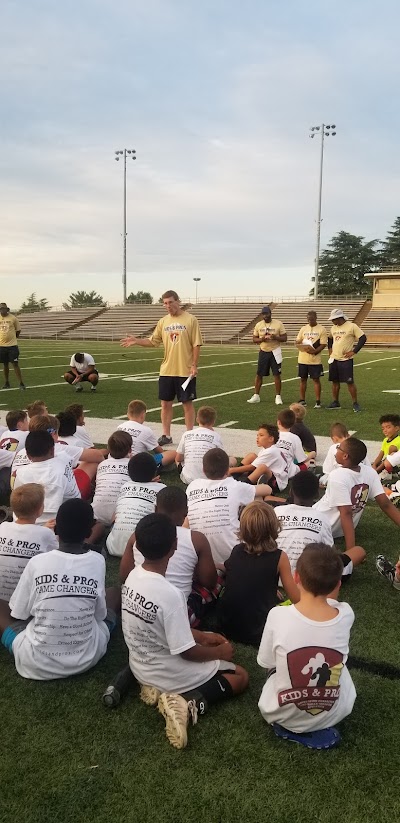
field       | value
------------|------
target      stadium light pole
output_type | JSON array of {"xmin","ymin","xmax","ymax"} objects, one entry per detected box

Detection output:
[
  {"xmin": 193, "ymin": 277, "xmax": 201, "ymax": 304},
  {"xmin": 309, "ymin": 124, "xmax": 336, "ymax": 299},
  {"xmin": 115, "ymin": 149, "xmax": 136, "ymax": 304}
]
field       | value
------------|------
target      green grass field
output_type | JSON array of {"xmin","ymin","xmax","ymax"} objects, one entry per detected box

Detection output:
[{"xmin": 1, "ymin": 341, "xmax": 400, "ymax": 823}]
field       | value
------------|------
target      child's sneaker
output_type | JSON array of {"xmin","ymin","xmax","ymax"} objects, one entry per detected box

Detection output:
[
  {"xmin": 158, "ymin": 693, "xmax": 198, "ymax": 749},
  {"xmin": 140, "ymin": 685, "xmax": 161, "ymax": 706},
  {"xmin": 376, "ymin": 555, "xmax": 400, "ymax": 589}
]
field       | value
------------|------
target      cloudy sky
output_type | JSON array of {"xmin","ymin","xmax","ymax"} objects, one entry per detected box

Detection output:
[{"xmin": 2, "ymin": 0, "xmax": 400, "ymax": 308}]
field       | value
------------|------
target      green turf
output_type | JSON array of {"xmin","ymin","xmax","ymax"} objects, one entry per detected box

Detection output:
[
  {"xmin": 1, "ymin": 341, "xmax": 400, "ymax": 822},
  {"xmin": 3, "ymin": 340, "xmax": 400, "ymax": 442}
]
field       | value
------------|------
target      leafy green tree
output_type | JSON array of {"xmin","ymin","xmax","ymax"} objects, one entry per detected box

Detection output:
[
  {"xmin": 379, "ymin": 217, "xmax": 400, "ymax": 269},
  {"xmin": 68, "ymin": 291, "xmax": 105, "ymax": 307},
  {"xmin": 310, "ymin": 231, "xmax": 377, "ymax": 296},
  {"xmin": 19, "ymin": 293, "xmax": 50, "ymax": 313},
  {"xmin": 126, "ymin": 291, "xmax": 153, "ymax": 304}
]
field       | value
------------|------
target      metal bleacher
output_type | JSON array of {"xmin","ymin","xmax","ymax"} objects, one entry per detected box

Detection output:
[
  {"xmin": 19, "ymin": 308, "xmax": 107, "ymax": 339},
  {"xmin": 360, "ymin": 309, "xmax": 400, "ymax": 346},
  {"xmin": 268, "ymin": 299, "xmax": 367, "ymax": 344}
]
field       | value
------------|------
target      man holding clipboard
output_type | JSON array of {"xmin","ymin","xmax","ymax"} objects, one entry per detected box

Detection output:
[
  {"xmin": 295, "ymin": 310, "xmax": 328, "ymax": 408},
  {"xmin": 121, "ymin": 290, "xmax": 202, "ymax": 446}
]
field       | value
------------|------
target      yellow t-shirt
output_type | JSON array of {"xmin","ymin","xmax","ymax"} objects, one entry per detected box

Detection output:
[
  {"xmin": 382, "ymin": 434, "xmax": 400, "ymax": 457},
  {"xmin": 253, "ymin": 319, "xmax": 286, "ymax": 353},
  {"xmin": 296, "ymin": 324, "xmax": 328, "ymax": 365},
  {"xmin": 150, "ymin": 311, "xmax": 203, "ymax": 377},
  {"xmin": 0, "ymin": 314, "xmax": 20, "ymax": 347},
  {"xmin": 330, "ymin": 321, "xmax": 363, "ymax": 362}
]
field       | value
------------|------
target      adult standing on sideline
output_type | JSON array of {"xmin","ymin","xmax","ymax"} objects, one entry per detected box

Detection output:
[
  {"xmin": 295, "ymin": 310, "xmax": 328, "ymax": 408},
  {"xmin": 0, "ymin": 303, "xmax": 25, "ymax": 390},
  {"xmin": 64, "ymin": 352, "xmax": 99, "ymax": 392},
  {"xmin": 247, "ymin": 306, "xmax": 287, "ymax": 405},
  {"xmin": 121, "ymin": 290, "xmax": 203, "ymax": 446},
  {"xmin": 326, "ymin": 309, "xmax": 367, "ymax": 413}
]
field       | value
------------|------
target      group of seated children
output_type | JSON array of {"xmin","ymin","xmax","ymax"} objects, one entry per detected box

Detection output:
[{"xmin": 1, "ymin": 398, "xmax": 400, "ymax": 752}]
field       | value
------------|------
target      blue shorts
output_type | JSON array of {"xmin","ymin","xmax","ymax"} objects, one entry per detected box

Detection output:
[{"xmin": 153, "ymin": 452, "xmax": 163, "ymax": 467}]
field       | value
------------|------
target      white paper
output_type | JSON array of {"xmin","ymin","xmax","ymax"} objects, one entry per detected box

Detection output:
[
  {"xmin": 328, "ymin": 356, "xmax": 334, "ymax": 364},
  {"xmin": 273, "ymin": 347, "xmax": 283, "ymax": 365},
  {"xmin": 181, "ymin": 375, "xmax": 193, "ymax": 391}
]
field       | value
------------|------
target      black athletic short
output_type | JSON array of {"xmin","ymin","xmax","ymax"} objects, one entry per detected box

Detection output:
[
  {"xmin": 328, "ymin": 359, "xmax": 354, "ymax": 384},
  {"xmin": 158, "ymin": 376, "xmax": 197, "ymax": 403},
  {"xmin": 0, "ymin": 346, "xmax": 19, "ymax": 364},
  {"xmin": 195, "ymin": 662, "xmax": 236, "ymax": 705},
  {"xmin": 257, "ymin": 350, "xmax": 281, "ymax": 377},
  {"xmin": 66, "ymin": 369, "xmax": 99, "ymax": 381},
  {"xmin": 298, "ymin": 363, "xmax": 324, "ymax": 380}
]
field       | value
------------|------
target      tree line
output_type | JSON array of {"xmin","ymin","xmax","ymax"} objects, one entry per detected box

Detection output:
[
  {"xmin": 16, "ymin": 290, "xmax": 154, "ymax": 313},
  {"xmin": 311, "ymin": 216, "xmax": 400, "ymax": 296}
]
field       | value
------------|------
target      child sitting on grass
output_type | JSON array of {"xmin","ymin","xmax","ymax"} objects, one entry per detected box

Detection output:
[
  {"xmin": 0, "ymin": 410, "xmax": 29, "ymax": 456},
  {"xmin": 289, "ymin": 403, "xmax": 317, "ymax": 459},
  {"xmin": 106, "ymin": 453, "xmax": 166, "ymax": 556},
  {"xmin": 186, "ymin": 448, "xmax": 272, "ymax": 565},
  {"xmin": 257, "ymin": 544, "xmax": 356, "ymax": 749},
  {"xmin": 0, "ymin": 499, "xmax": 120, "ymax": 680},
  {"xmin": 118, "ymin": 400, "xmax": 176, "ymax": 469},
  {"xmin": 372, "ymin": 414, "xmax": 400, "ymax": 474},
  {"xmin": 277, "ymin": 409, "xmax": 311, "ymax": 477},
  {"xmin": 26, "ymin": 400, "xmax": 48, "ymax": 420},
  {"xmin": 121, "ymin": 512, "xmax": 249, "ymax": 749},
  {"xmin": 92, "ymin": 431, "xmax": 132, "ymax": 527},
  {"xmin": 176, "ymin": 405, "xmax": 233, "ymax": 484},
  {"xmin": 228, "ymin": 423, "xmax": 288, "ymax": 491},
  {"xmin": 14, "ymin": 431, "xmax": 81, "ymax": 522},
  {"xmin": 216, "ymin": 501, "xmax": 299, "ymax": 647},
  {"xmin": 0, "ymin": 483, "xmax": 58, "ymax": 601},
  {"xmin": 320, "ymin": 422, "xmax": 370, "ymax": 487}
]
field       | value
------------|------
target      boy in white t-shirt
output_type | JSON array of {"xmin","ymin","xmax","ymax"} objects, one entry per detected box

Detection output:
[
  {"xmin": 277, "ymin": 409, "xmax": 310, "ymax": 478},
  {"xmin": 26, "ymin": 400, "xmax": 48, "ymax": 420},
  {"xmin": 320, "ymin": 422, "xmax": 369, "ymax": 487},
  {"xmin": 229, "ymin": 423, "xmax": 289, "ymax": 492},
  {"xmin": 186, "ymin": 448, "xmax": 272, "ymax": 565},
  {"xmin": 0, "ymin": 409, "xmax": 29, "ymax": 457},
  {"xmin": 64, "ymin": 403, "xmax": 94, "ymax": 448},
  {"xmin": 258, "ymin": 544, "xmax": 356, "ymax": 749},
  {"xmin": 0, "ymin": 499, "xmax": 120, "ymax": 680},
  {"xmin": 0, "ymin": 483, "xmax": 58, "ymax": 602},
  {"xmin": 276, "ymin": 471, "xmax": 365, "ymax": 576},
  {"xmin": 122, "ymin": 512, "xmax": 249, "ymax": 748},
  {"xmin": 117, "ymin": 400, "xmax": 176, "ymax": 470},
  {"xmin": 314, "ymin": 437, "xmax": 400, "ymax": 548},
  {"xmin": 176, "ymin": 405, "xmax": 227, "ymax": 484},
  {"xmin": 92, "ymin": 431, "xmax": 132, "ymax": 527},
  {"xmin": 106, "ymin": 452, "xmax": 166, "ymax": 557},
  {"xmin": 14, "ymin": 431, "xmax": 81, "ymax": 523}
]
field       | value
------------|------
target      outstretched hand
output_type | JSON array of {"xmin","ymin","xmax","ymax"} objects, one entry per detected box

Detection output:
[{"xmin": 120, "ymin": 336, "xmax": 138, "ymax": 348}]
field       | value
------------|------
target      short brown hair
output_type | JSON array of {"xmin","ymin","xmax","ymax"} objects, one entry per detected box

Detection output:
[
  {"xmin": 11, "ymin": 483, "xmax": 45, "ymax": 519},
  {"xmin": 203, "ymin": 447, "xmax": 229, "ymax": 479},
  {"xmin": 108, "ymin": 430, "xmax": 132, "ymax": 459},
  {"xmin": 290, "ymin": 403, "xmax": 306, "ymax": 421},
  {"xmin": 127, "ymin": 400, "xmax": 147, "ymax": 418},
  {"xmin": 6, "ymin": 410, "xmax": 27, "ymax": 430},
  {"xmin": 64, "ymin": 403, "xmax": 84, "ymax": 422},
  {"xmin": 330, "ymin": 422, "xmax": 349, "ymax": 439},
  {"xmin": 29, "ymin": 414, "xmax": 60, "ymax": 433},
  {"xmin": 197, "ymin": 406, "xmax": 217, "ymax": 427},
  {"xmin": 239, "ymin": 501, "xmax": 280, "ymax": 555},
  {"xmin": 277, "ymin": 409, "xmax": 296, "ymax": 429},
  {"xmin": 26, "ymin": 400, "xmax": 48, "ymax": 418},
  {"xmin": 259, "ymin": 423, "xmax": 279, "ymax": 443},
  {"xmin": 162, "ymin": 290, "xmax": 179, "ymax": 301},
  {"xmin": 297, "ymin": 544, "xmax": 343, "ymax": 595}
]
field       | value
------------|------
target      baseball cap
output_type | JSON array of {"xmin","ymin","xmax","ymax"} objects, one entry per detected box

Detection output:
[
  {"xmin": 328, "ymin": 308, "xmax": 348, "ymax": 321},
  {"xmin": 0, "ymin": 303, "xmax": 9, "ymax": 311},
  {"xmin": 261, "ymin": 305, "xmax": 271, "ymax": 314}
]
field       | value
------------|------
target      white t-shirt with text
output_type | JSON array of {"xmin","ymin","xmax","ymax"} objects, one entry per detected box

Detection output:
[
  {"xmin": 133, "ymin": 525, "xmax": 198, "ymax": 600},
  {"xmin": 117, "ymin": 420, "xmax": 158, "ymax": 455},
  {"xmin": 0, "ymin": 521, "xmax": 58, "ymax": 601},
  {"xmin": 92, "ymin": 456, "xmax": 130, "ymax": 524},
  {"xmin": 0, "ymin": 429, "xmax": 28, "ymax": 461},
  {"xmin": 186, "ymin": 477, "xmax": 255, "ymax": 564},
  {"xmin": 106, "ymin": 480, "xmax": 166, "ymax": 557},
  {"xmin": 277, "ymin": 431, "xmax": 307, "ymax": 478},
  {"xmin": 276, "ymin": 504, "xmax": 334, "ymax": 573},
  {"xmin": 253, "ymin": 445, "xmax": 289, "ymax": 490},
  {"xmin": 177, "ymin": 427, "xmax": 224, "ymax": 484},
  {"xmin": 313, "ymin": 464, "xmax": 384, "ymax": 537},
  {"xmin": 14, "ymin": 458, "xmax": 81, "ymax": 523}
]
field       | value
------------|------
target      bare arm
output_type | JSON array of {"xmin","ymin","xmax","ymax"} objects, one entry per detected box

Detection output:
[
  {"xmin": 181, "ymin": 639, "xmax": 233, "ymax": 662},
  {"xmin": 190, "ymin": 345, "xmax": 201, "ymax": 377},
  {"xmin": 372, "ymin": 450, "xmax": 384, "ymax": 470},
  {"xmin": 80, "ymin": 447, "xmax": 106, "ymax": 464},
  {"xmin": 338, "ymin": 505, "xmax": 355, "ymax": 550},
  {"xmin": 120, "ymin": 336, "xmax": 156, "ymax": 348},
  {"xmin": 375, "ymin": 493, "xmax": 400, "ymax": 528},
  {"xmin": 278, "ymin": 551, "xmax": 300, "ymax": 603},
  {"xmin": 192, "ymin": 530, "xmax": 217, "ymax": 589},
  {"xmin": 119, "ymin": 533, "xmax": 135, "ymax": 582}
]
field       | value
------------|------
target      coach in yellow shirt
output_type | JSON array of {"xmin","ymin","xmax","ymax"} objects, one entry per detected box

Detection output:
[
  {"xmin": 247, "ymin": 306, "xmax": 287, "ymax": 405},
  {"xmin": 295, "ymin": 310, "xmax": 328, "ymax": 408},
  {"xmin": 327, "ymin": 308, "xmax": 367, "ymax": 413},
  {"xmin": 0, "ymin": 303, "xmax": 25, "ymax": 390},
  {"xmin": 121, "ymin": 290, "xmax": 203, "ymax": 445}
]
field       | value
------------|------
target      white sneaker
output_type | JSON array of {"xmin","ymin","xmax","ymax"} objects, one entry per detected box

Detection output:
[
  {"xmin": 275, "ymin": 395, "xmax": 283, "ymax": 405},
  {"xmin": 247, "ymin": 394, "xmax": 260, "ymax": 404}
]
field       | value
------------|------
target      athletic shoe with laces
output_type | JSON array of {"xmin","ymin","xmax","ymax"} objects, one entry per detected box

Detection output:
[
  {"xmin": 247, "ymin": 394, "xmax": 260, "ymax": 404},
  {"xmin": 353, "ymin": 402, "xmax": 361, "ymax": 413},
  {"xmin": 275, "ymin": 395, "xmax": 283, "ymax": 405},
  {"xmin": 326, "ymin": 401, "xmax": 341, "ymax": 410},
  {"xmin": 375, "ymin": 555, "xmax": 400, "ymax": 589},
  {"xmin": 158, "ymin": 692, "xmax": 198, "ymax": 749},
  {"xmin": 75, "ymin": 384, "xmax": 83, "ymax": 392},
  {"xmin": 297, "ymin": 400, "xmax": 307, "ymax": 407},
  {"xmin": 158, "ymin": 434, "xmax": 173, "ymax": 446},
  {"xmin": 90, "ymin": 385, "xmax": 97, "ymax": 392},
  {"xmin": 140, "ymin": 685, "xmax": 161, "ymax": 706},
  {"xmin": 2, "ymin": 382, "xmax": 10, "ymax": 389},
  {"xmin": 314, "ymin": 401, "xmax": 321, "ymax": 409}
]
